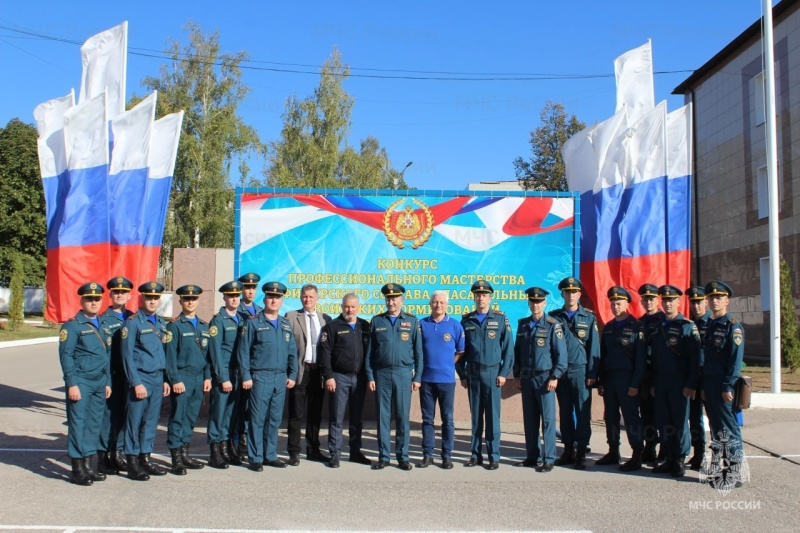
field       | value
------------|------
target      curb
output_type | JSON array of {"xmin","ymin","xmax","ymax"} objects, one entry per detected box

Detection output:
[
  {"xmin": 0, "ymin": 337, "xmax": 59, "ymax": 350},
  {"xmin": 751, "ymin": 392, "xmax": 800, "ymax": 409}
]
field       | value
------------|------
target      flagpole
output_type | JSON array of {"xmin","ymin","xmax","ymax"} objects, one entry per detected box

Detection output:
[{"xmin": 763, "ymin": 0, "xmax": 781, "ymax": 393}]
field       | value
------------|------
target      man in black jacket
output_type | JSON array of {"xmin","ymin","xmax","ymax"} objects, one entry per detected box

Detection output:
[{"xmin": 317, "ymin": 293, "xmax": 372, "ymax": 468}]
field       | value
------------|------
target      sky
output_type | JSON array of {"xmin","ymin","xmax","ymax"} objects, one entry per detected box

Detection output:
[{"xmin": 0, "ymin": 0, "xmax": 775, "ymax": 191}]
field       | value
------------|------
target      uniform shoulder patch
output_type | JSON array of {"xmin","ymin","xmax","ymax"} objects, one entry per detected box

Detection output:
[
  {"xmin": 164, "ymin": 331, "xmax": 173, "ymax": 343},
  {"xmin": 545, "ymin": 316, "xmax": 557, "ymax": 324},
  {"xmin": 121, "ymin": 327, "xmax": 128, "ymax": 340},
  {"xmin": 59, "ymin": 329, "xmax": 68, "ymax": 342},
  {"xmin": 209, "ymin": 325, "xmax": 219, "ymax": 337}
]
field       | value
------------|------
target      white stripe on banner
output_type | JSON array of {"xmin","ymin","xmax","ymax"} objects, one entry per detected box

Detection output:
[{"xmin": 239, "ymin": 206, "xmax": 334, "ymax": 254}]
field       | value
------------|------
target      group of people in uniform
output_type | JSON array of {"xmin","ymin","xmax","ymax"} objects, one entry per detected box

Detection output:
[{"xmin": 58, "ymin": 272, "xmax": 745, "ymax": 490}]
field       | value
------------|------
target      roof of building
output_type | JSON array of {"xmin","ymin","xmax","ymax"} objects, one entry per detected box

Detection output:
[{"xmin": 672, "ymin": 0, "xmax": 799, "ymax": 94}]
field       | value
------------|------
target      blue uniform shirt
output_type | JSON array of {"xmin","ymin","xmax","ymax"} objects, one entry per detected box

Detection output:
[
  {"xmin": 120, "ymin": 309, "xmax": 169, "ymax": 388},
  {"xmin": 365, "ymin": 311, "xmax": 424, "ymax": 383},
  {"xmin": 419, "ymin": 314, "xmax": 465, "ymax": 383},
  {"xmin": 208, "ymin": 307, "xmax": 241, "ymax": 383},
  {"xmin": 165, "ymin": 313, "xmax": 212, "ymax": 384},
  {"xmin": 237, "ymin": 300, "xmax": 262, "ymax": 320},
  {"xmin": 513, "ymin": 315, "xmax": 568, "ymax": 379},
  {"xmin": 236, "ymin": 313, "xmax": 298, "ymax": 383},
  {"xmin": 549, "ymin": 305, "xmax": 601, "ymax": 378},
  {"xmin": 59, "ymin": 311, "xmax": 112, "ymax": 388},
  {"xmin": 702, "ymin": 313, "xmax": 744, "ymax": 394},
  {"xmin": 457, "ymin": 309, "xmax": 514, "ymax": 380}
]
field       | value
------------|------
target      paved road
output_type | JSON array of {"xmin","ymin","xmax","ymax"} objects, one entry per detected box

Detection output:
[{"xmin": 0, "ymin": 343, "xmax": 797, "ymax": 532}]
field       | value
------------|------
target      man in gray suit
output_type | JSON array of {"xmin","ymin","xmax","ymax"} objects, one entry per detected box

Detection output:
[{"xmin": 285, "ymin": 284, "xmax": 332, "ymax": 465}]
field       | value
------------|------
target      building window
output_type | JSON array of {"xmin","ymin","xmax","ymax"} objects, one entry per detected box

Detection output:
[
  {"xmin": 757, "ymin": 164, "xmax": 783, "ymax": 219},
  {"xmin": 760, "ymin": 256, "xmax": 771, "ymax": 312},
  {"xmin": 755, "ymin": 71, "xmax": 765, "ymax": 126}
]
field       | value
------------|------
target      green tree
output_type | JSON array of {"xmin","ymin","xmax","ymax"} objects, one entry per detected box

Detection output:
[
  {"xmin": 513, "ymin": 100, "xmax": 585, "ymax": 191},
  {"xmin": 139, "ymin": 21, "xmax": 262, "ymax": 265},
  {"xmin": 268, "ymin": 49, "xmax": 406, "ymax": 189},
  {"xmin": 780, "ymin": 257, "xmax": 800, "ymax": 372},
  {"xmin": 8, "ymin": 253, "xmax": 25, "ymax": 330},
  {"xmin": 0, "ymin": 119, "xmax": 46, "ymax": 286}
]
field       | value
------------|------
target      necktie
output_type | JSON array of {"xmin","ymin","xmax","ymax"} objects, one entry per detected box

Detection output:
[{"xmin": 308, "ymin": 314, "xmax": 317, "ymax": 363}]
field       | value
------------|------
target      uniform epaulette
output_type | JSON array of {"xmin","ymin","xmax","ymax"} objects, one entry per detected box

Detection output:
[
  {"xmin": 213, "ymin": 312, "xmax": 221, "ymax": 318},
  {"xmin": 68, "ymin": 317, "xmax": 76, "ymax": 322},
  {"xmin": 199, "ymin": 318, "xmax": 208, "ymax": 325},
  {"xmin": 493, "ymin": 310, "xmax": 505, "ymax": 316},
  {"xmin": 517, "ymin": 316, "xmax": 527, "ymax": 323},
  {"xmin": 126, "ymin": 314, "xmax": 137, "ymax": 321},
  {"xmin": 463, "ymin": 311, "xmax": 475, "ymax": 318},
  {"xmin": 170, "ymin": 317, "xmax": 180, "ymax": 323},
  {"xmin": 545, "ymin": 315, "xmax": 557, "ymax": 324},
  {"xmin": 729, "ymin": 317, "xmax": 739, "ymax": 325}
]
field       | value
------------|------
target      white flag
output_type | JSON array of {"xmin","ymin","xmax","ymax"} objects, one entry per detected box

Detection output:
[
  {"xmin": 79, "ymin": 22, "xmax": 127, "ymax": 118},
  {"xmin": 64, "ymin": 92, "xmax": 109, "ymax": 170},
  {"xmin": 666, "ymin": 103, "xmax": 692, "ymax": 180},
  {"xmin": 33, "ymin": 90, "xmax": 75, "ymax": 179},
  {"xmin": 563, "ymin": 107, "xmax": 628, "ymax": 193},
  {"xmin": 149, "ymin": 111, "xmax": 184, "ymax": 179},
  {"xmin": 109, "ymin": 91, "xmax": 156, "ymax": 175},
  {"xmin": 615, "ymin": 41, "xmax": 655, "ymax": 124}
]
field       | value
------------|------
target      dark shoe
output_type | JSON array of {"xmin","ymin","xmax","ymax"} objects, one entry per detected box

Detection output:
[
  {"xmin": 70, "ymin": 458, "xmax": 92, "ymax": 486},
  {"xmin": 227, "ymin": 439, "xmax": 242, "ymax": 466},
  {"xmin": 287, "ymin": 453, "xmax": 300, "ymax": 466},
  {"xmin": 328, "ymin": 455, "xmax": 340, "ymax": 468},
  {"xmin": 208, "ymin": 443, "xmax": 228, "ymax": 469},
  {"xmin": 248, "ymin": 462, "xmax": 263, "ymax": 472},
  {"xmin": 487, "ymin": 461, "xmax": 499, "ymax": 470},
  {"xmin": 307, "ymin": 448, "xmax": 330, "ymax": 462},
  {"xmin": 398, "ymin": 460, "xmax": 413, "ymax": 471},
  {"xmin": 139, "ymin": 453, "xmax": 167, "ymax": 476},
  {"xmin": 417, "ymin": 456, "xmax": 434, "ymax": 468},
  {"xmin": 237, "ymin": 435, "xmax": 249, "ymax": 463},
  {"xmin": 441, "ymin": 457, "xmax": 454, "ymax": 469},
  {"xmin": 267, "ymin": 459, "xmax": 287, "ymax": 468},
  {"xmin": 537, "ymin": 462, "xmax": 554, "ymax": 472},
  {"xmin": 113, "ymin": 449, "xmax": 128, "ymax": 472},
  {"xmin": 181, "ymin": 444, "xmax": 204, "ymax": 469},
  {"xmin": 100, "ymin": 452, "xmax": 118, "ymax": 476},
  {"xmin": 574, "ymin": 445, "xmax": 587, "ymax": 470},
  {"xmin": 554, "ymin": 444, "xmax": 575, "ymax": 466},
  {"xmin": 349, "ymin": 451, "xmax": 372, "ymax": 465},
  {"xmin": 464, "ymin": 456, "xmax": 483, "ymax": 467},
  {"xmin": 642, "ymin": 442, "xmax": 657, "ymax": 464},
  {"xmin": 514, "ymin": 458, "xmax": 539, "ymax": 468},
  {"xmin": 655, "ymin": 447, "xmax": 666, "ymax": 466},
  {"xmin": 126, "ymin": 454, "xmax": 150, "ymax": 481},
  {"xmin": 83, "ymin": 455, "xmax": 106, "ymax": 481},
  {"xmin": 687, "ymin": 445, "xmax": 704, "ymax": 471},
  {"xmin": 671, "ymin": 456, "xmax": 687, "ymax": 477},
  {"xmin": 371, "ymin": 460, "xmax": 389, "ymax": 470},
  {"xmin": 170, "ymin": 448, "xmax": 187, "ymax": 475},
  {"xmin": 619, "ymin": 449, "xmax": 643, "ymax": 472},
  {"xmin": 652, "ymin": 456, "xmax": 675, "ymax": 474},
  {"xmin": 219, "ymin": 441, "xmax": 232, "ymax": 464},
  {"xmin": 596, "ymin": 447, "xmax": 621, "ymax": 466}
]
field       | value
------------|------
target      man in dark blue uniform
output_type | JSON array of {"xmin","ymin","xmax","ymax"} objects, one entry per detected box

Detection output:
[
  {"xmin": 121, "ymin": 281, "xmax": 171, "ymax": 481},
  {"xmin": 417, "ymin": 290, "xmax": 465, "ymax": 469},
  {"xmin": 513, "ymin": 287, "xmax": 567, "ymax": 472},
  {"xmin": 237, "ymin": 281, "xmax": 298, "ymax": 471},
  {"xmin": 686, "ymin": 285, "xmax": 711, "ymax": 470},
  {"xmin": 549, "ymin": 276, "xmax": 600, "ymax": 470},
  {"xmin": 701, "ymin": 281, "xmax": 745, "ymax": 490},
  {"xmin": 232, "ymin": 271, "xmax": 262, "ymax": 463},
  {"xmin": 457, "ymin": 280, "xmax": 514, "ymax": 470},
  {"xmin": 165, "ymin": 284, "xmax": 212, "ymax": 475},
  {"xmin": 638, "ymin": 283, "xmax": 664, "ymax": 464},
  {"xmin": 649, "ymin": 285, "xmax": 700, "ymax": 478},
  {"xmin": 207, "ymin": 281, "xmax": 243, "ymax": 468},
  {"xmin": 318, "ymin": 293, "xmax": 372, "ymax": 468},
  {"xmin": 59, "ymin": 282, "xmax": 112, "ymax": 485},
  {"xmin": 99, "ymin": 276, "xmax": 134, "ymax": 475},
  {"xmin": 366, "ymin": 283, "xmax": 423, "ymax": 471},
  {"xmin": 596, "ymin": 286, "xmax": 646, "ymax": 471}
]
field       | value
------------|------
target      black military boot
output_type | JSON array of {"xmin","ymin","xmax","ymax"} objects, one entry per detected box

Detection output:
[
  {"xmin": 619, "ymin": 448, "xmax": 643, "ymax": 472},
  {"xmin": 181, "ymin": 444, "xmax": 204, "ymax": 469},
  {"xmin": 169, "ymin": 448, "xmax": 187, "ymax": 475},
  {"xmin": 641, "ymin": 441, "xmax": 657, "ymax": 464},
  {"xmin": 100, "ymin": 451, "xmax": 118, "ymax": 476},
  {"xmin": 595, "ymin": 446, "xmax": 620, "ymax": 465},
  {"xmin": 554, "ymin": 444, "xmax": 575, "ymax": 466},
  {"xmin": 83, "ymin": 454, "xmax": 106, "ymax": 481},
  {"xmin": 652, "ymin": 454, "xmax": 675, "ymax": 474},
  {"xmin": 139, "ymin": 453, "xmax": 167, "ymax": 476},
  {"xmin": 126, "ymin": 454, "xmax": 150, "ymax": 481},
  {"xmin": 227, "ymin": 439, "xmax": 242, "ymax": 466},
  {"xmin": 219, "ymin": 440, "xmax": 232, "ymax": 464},
  {"xmin": 237, "ymin": 434, "xmax": 249, "ymax": 463},
  {"xmin": 687, "ymin": 444, "xmax": 704, "ymax": 471},
  {"xmin": 113, "ymin": 449, "xmax": 128, "ymax": 472},
  {"xmin": 70, "ymin": 457, "xmax": 92, "ymax": 486},
  {"xmin": 208, "ymin": 443, "xmax": 229, "ymax": 469},
  {"xmin": 672, "ymin": 455, "xmax": 687, "ymax": 477},
  {"xmin": 574, "ymin": 444, "xmax": 587, "ymax": 470}
]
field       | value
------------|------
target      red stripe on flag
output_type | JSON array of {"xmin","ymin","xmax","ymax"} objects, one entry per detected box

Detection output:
[{"xmin": 45, "ymin": 245, "xmax": 111, "ymax": 323}]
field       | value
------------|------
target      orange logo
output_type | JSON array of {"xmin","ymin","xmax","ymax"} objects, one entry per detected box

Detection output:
[{"xmin": 383, "ymin": 199, "xmax": 433, "ymax": 250}]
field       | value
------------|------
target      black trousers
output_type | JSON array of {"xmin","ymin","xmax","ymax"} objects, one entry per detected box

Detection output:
[{"xmin": 287, "ymin": 364, "xmax": 324, "ymax": 454}]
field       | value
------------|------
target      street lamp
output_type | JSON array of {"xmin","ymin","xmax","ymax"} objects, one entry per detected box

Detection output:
[{"xmin": 394, "ymin": 161, "xmax": 413, "ymax": 189}]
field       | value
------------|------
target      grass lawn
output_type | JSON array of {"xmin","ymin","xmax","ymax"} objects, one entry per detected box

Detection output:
[
  {"xmin": 745, "ymin": 364, "xmax": 800, "ymax": 392},
  {"xmin": 0, "ymin": 321, "xmax": 59, "ymax": 342}
]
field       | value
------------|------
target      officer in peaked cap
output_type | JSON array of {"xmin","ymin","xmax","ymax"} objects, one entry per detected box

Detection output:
[
  {"xmin": 685, "ymin": 285, "xmax": 711, "ymax": 470},
  {"xmin": 596, "ymin": 286, "xmax": 646, "ymax": 471},
  {"xmin": 99, "ymin": 276, "xmax": 135, "ymax": 475},
  {"xmin": 549, "ymin": 276, "xmax": 600, "ymax": 470},
  {"xmin": 457, "ymin": 279, "xmax": 514, "ymax": 470},
  {"xmin": 121, "ymin": 281, "xmax": 170, "ymax": 481},
  {"xmin": 237, "ymin": 281, "xmax": 298, "ymax": 471},
  {"xmin": 232, "ymin": 273, "xmax": 262, "ymax": 463},
  {"xmin": 207, "ymin": 281, "xmax": 244, "ymax": 467},
  {"xmin": 513, "ymin": 287, "xmax": 567, "ymax": 472},
  {"xmin": 649, "ymin": 285, "xmax": 700, "ymax": 478},
  {"xmin": 701, "ymin": 280, "xmax": 745, "ymax": 490},
  {"xmin": 165, "ymin": 285, "xmax": 212, "ymax": 475},
  {"xmin": 637, "ymin": 282, "xmax": 664, "ymax": 465},
  {"xmin": 59, "ymin": 282, "xmax": 112, "ymax": 485},
  {"xmin": 365, "ymin": 283, "xmax": 423, "ymax": 470}
]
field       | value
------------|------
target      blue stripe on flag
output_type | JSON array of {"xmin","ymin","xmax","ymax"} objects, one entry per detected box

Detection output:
[
  {"xmin": 109, "ymin": 168, "xmax": 147, "ymax": 245},
  {"xmin": 45, "ymin": 164, "xmax": 109, "ymax": 249}
]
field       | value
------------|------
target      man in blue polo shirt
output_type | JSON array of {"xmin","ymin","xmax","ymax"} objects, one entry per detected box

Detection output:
[{"xmin": 417, "ymin": 290, "xmax": 465, "ymax": 470}]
